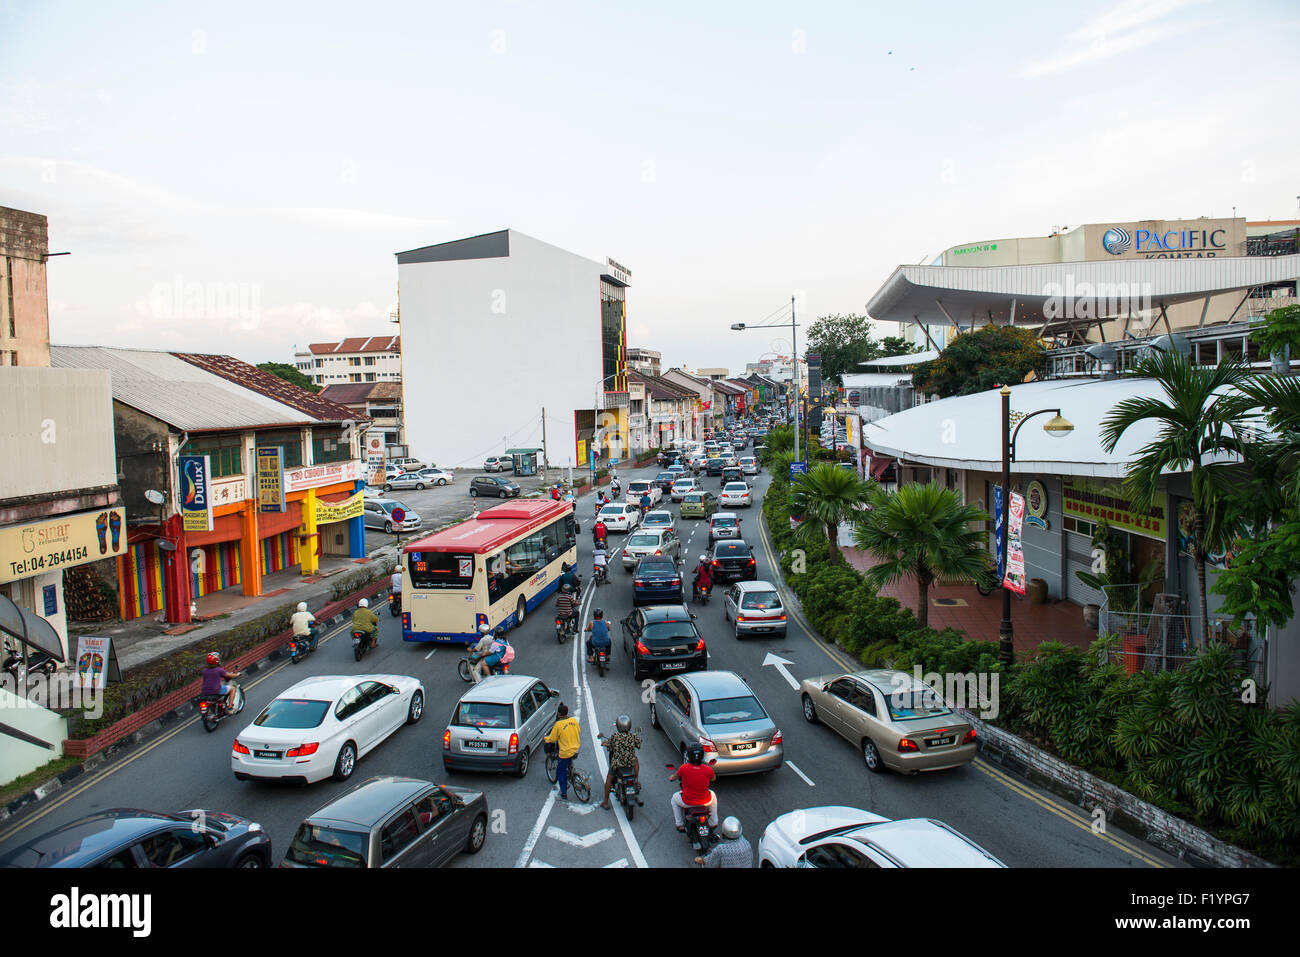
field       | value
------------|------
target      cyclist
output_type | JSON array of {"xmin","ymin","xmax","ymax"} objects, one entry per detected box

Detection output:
[
  {"xmin": 585, "ymin": 607, "xmax": 611, "ymax": 664},
  {"xmin": 543, "ymin": 703, "xmax": 581, "ymax": 800},
  {"xmin": 599, "ymin": 714, "xmax": 641, "ymax": 810}
]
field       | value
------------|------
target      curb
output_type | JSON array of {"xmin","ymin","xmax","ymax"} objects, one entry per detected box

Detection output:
[{"xmin": 0, "ymin": 579, "xmax": 396, "ymax": 829}]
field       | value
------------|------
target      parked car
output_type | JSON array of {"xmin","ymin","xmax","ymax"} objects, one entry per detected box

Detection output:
[
  {"xmin": 442, "ymin": 675, "xmax": 561, "ymax": 777},
  {"xmin": 0, "ymin": 809, "xmax": 273, "ymax": 868},
  {"xmin": 385, "ymin": 467, "xmax": 454, "ymax": 491},
  {"xmin": 708, "ymin": 512, "xmax": 742, "ymax": 542},
  {"xmin": 625, "ymin": 479, "xmax": 662, "ymax": 507},
  {"xmin": 708, "ymin": 540, "xmax": 757, "ymax": 582},
  {"xmin": 680, "ymin": 490, "xmax": 719, "ymax": 520},
  {"xmin": 470, "ymin": 475, "xmax": 520, "ymax": 498},
  {"xmin": 483, "ymin": 456, "xmax": 511, "ymax": 472},
  {"xmin": 639, "ymin": 509, "xmax": 676, "ymax": 533},
  {"xmin": 232, "ymin": 674, "xmax": 426, "ymax": 784},
  {"xmin": 671, "ymin": 477, "xmax": 698, "ymax": 501},
  {"xmin": 720, "ymin": 482, "xmax": 752, "ymax": 508},
  {"xmin": 364, "ymin": 498, "xmax": 422, "ymax": 534},
  {"xmin": 739, "ymin": 456, "xmax": 759, "ymax": 476},
  {"xmin": 632, "ymin": 556, "xmax": 684, "ymax": 606},
  {"xmin": 597, "ymin": 502, "xmax": 641, "ymax": 532},
  {"xmin": 388, "ymin": 457, "xmax": 427, "ymax": 472},
  {"xmin": 653, "ymin": 471, "xmax": 678, "ymax": 494},
  {"xmin": 620, "ymin": 604, "xmax": 706, "ymax": 680},
  {"xmin": 758, "ymin": 807, "xmax": 1004, "ymax": 868},
  {"xmin": 723, "ymin": 581, "xmax": 787, "ymax": 638},
  {"xmin": 798, "ymin": 669, "xmax": 977, "ymax": 774},
  {"xmin": 649, "ymin": 671, "xmax": 782, "ymax": 775},
  {"xmin": 283, "ymin": 776, "xmax": 488, "ymax": 868},
  {"xmin": 623, "ymin": 527, "xmax": 682, "ymax": 570}
]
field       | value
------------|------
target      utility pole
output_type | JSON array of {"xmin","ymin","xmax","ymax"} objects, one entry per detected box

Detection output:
[
  {"xmin": 541, "ymin": 407, "xmax": 549, "ymax": 478},
  {"xmin": 791, "ymin": 295, "xmax": 800, "ymax": 467}
]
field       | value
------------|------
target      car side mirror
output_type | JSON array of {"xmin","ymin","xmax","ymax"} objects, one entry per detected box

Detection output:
[
  {"xmin": 390, "ymin": 685, "xmax": 401, "ymax": 695},
  {"xmin": 690, "ymin": 613, "xmax": 698, "ymax": 620},
  {"xmin": 550, "ymin": 689, "xmax": 560, "ymax": 697}
]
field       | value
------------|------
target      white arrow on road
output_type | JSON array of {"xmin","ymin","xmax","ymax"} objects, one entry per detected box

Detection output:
[
  {"xmin": 763, "ymin": 652, "xmax": 800, "ymax": 691},
  {"xmin": 545, "ymin": 825, "xmax": 616, "ymax": 849}
]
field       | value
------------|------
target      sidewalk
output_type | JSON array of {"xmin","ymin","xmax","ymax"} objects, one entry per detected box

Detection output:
[{"xmin": 839, "ymin": 545, "xmax": 1097, "ymax": 656}]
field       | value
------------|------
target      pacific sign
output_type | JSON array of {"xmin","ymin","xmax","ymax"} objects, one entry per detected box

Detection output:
[{"xmin": 1101, "ymin": 225, "xmax": 1227, "ymax": 258}]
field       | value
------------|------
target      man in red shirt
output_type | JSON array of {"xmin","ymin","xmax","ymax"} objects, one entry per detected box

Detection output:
[{"xmin": 669, "ymin": 742, "xmax": 718, "ymax": 831}]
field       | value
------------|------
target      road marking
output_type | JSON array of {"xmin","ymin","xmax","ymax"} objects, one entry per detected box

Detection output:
[
  {"xmin": 527, "ymin": 859, "xmax": 555, "ymax": 868},
  {"xmin": 424, "ymin": 650, "xmax": 436, "ymax": 660},
  {"xmin": 762, "ymin": 652, "xmax": 800, "ymax": 691},
  {"xmin": 515, "ymin": 789, "xmax": 559, "ymax": 868},
  {"xmin": 787, "ymin": 761, "xmax": 815, "ymax": 787},
  {"xmin": 545, "ymin": 825, "xmax": 615, "ymax": 849},
  {"xmin": 603, "ymin": 858, "xmax": 629, "ymax": 868}
]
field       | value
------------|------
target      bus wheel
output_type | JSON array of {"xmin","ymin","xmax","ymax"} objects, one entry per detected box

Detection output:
[{"xmin": 516, "ymin": 597, "xmax": 526, "ymax": 627}]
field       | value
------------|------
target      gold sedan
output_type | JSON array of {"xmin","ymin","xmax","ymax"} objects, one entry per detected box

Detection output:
[{"xmin": 799, "ymin": 669, "xmax": 976, "ymax": 774}]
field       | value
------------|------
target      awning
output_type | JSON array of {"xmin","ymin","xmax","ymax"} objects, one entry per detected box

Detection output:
[
  {"xmin": 870, "ymin": 456, "xmax": 895, "ymax": 480},
  {"xmin": 0, "ymin": 595, "xmax": 66, "ymax": 661}
]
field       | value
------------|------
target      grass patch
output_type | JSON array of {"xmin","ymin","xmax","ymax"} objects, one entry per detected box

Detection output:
[{"xmin": 0, "ymin": 754, "xmax": 84, "ymax": 807}]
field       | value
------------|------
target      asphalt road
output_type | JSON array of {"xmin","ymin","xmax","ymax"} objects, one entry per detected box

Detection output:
[{"xmin": 0, "ymin": 457, "xmax": 1184, "ymax": 870}]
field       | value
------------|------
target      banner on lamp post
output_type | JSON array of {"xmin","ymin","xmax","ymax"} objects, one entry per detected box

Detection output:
[
  {"xmin": 1004, "ymin": 492, "xmax": 1027, "ymax": 595},
  {"xmin": 993, "ymin": 485, "xmax": 1005, "ymax": 582}
]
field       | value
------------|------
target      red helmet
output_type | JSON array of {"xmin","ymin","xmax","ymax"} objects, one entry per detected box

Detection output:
[{"xmin": 206, "ymin": 652, "xmax": 220, "ymax": 667}]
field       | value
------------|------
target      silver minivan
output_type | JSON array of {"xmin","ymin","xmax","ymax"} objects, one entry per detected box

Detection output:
[
  {"xmin": 442, "ymin": 675, "xmax": 560, "ymax": 778},
  {"xmin": 723, "ymin": 581, "xmax": 788, "ymax": 638}
]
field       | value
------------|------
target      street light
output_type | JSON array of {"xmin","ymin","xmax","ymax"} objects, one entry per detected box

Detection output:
[
  {"xmin": 997, "ymin": 385, "xmax": 1074, "ymax": 667},
  {"xmin": 732, "ymin": 298, "xmax": 800, "ymax": 467}
]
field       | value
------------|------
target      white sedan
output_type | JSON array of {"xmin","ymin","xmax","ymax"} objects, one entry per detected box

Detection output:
[
  {"xmin": 232, "ymin": 674, "xmax": 425, "ymax": 785},
  {"xmin": 720, "ymin": 482, "xmax": 752, "ymax": 508},
  {"xmin": 758, "ymin": 806, "xmax": 1005, "ymax": 868},
  {"xmin": 597, "ymin": 502, "xmax": 641, "ymax": 532}
]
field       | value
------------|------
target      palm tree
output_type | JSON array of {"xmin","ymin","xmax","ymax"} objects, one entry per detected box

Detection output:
[
  {"xmin": 852, "ymin": 483, "xmax": 990, "ymax": 629},
  {"xmin": 789, "ymin": 463, "xmax": 875, "ymax": 563},
  {"xmin": 1098, "ymin": 351, "xmax": 1258, "ymax": 650}
]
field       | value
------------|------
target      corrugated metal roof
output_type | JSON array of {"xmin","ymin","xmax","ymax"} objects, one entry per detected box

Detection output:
[
  {"xmin": 860, "ymin": 350, "xmax": 940, "ymax": 367},
  {"xmin": 51, "ymin": 346, "xmax": 331, "ymax": 431}
]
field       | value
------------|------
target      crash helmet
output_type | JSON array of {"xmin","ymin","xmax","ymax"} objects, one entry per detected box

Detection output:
[
  {"xmin": 479, "ymin": 623, "xmax": 491, "ymax": 635},
  {"xmin": 493, "ymin": 626, "xmax": 507, "ymax": 639},
  {"xmin": 594, "ymin": 608, "xmax": 604, "ymax": 619},
  {"xmin": 686, "ymin": 743, "xmax": 705, "ymax": 765},
  {"xmin": 297, "ymin": 602, "xmax": 308, "ymax": 612},
  {"xmin": 206, "ymin": 652, "xmax": 220, "ymax": 667},
  {"xmin": 699, "ymin": 554, "xmax": 708, "ymax": 563},
  {"xmin": 720, "ymin": 817, "xmax": 742, "ymax": 840},
  {"xmin": 616, "ymin": 714, "xmax": 632, "ymax": 733}
]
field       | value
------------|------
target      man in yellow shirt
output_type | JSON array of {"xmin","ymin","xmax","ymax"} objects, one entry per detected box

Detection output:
[{"xmin": 544, "ymin": 703, "xmax": 581, "ymax": 800}]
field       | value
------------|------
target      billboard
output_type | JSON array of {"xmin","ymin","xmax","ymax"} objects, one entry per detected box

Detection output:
[
  {"xmin": 255, "ymin": 446, "xmax": 286, "ymax": 513},
  {"xmin": 178, "ymin": 455, "xmax": 214, "ymax": 532}
]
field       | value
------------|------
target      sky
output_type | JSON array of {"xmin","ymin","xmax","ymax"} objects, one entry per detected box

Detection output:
[{"xmin": 3, "ymin": 0, "xmax": 1298, "ymax": 374}]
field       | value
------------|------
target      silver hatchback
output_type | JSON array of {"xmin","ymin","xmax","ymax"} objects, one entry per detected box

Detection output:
[
  {"xmin": 442, "ymin": 676, "xmax": 560, "ymax": 778},
  {"xmin": 723, "ymin": 581, "xmax": 788, "ymax": 638},
  {"xmin": 622, "ymin": 526, "xmax": 682, "ymax": 570},
  {"xmin": 650, "ymin": 670, "xmax": 783, "ymax": 775}
]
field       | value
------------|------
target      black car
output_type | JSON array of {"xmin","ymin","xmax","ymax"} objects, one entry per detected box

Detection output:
[
  {"xmin": 0, "ymin": 809, "xmax": 273, "ymax": 868},
  {"xmin": 632, "ymin": 556, "xmax": 684, "ymax": 606},
  {"xmin": 620, "ymin": 604, "xmax": 706, "ymax": 680},
  {"xmin": 470, "ymin": 476, "xmax": 520, "ymax": 498},
  {"xmin": 705, "ymin": 458, "xmax": 725, "ymax": 476},
  {"xmin": 653, "ymin": 471, "xmax": 677, "ymax": 494},
  {"xmin": 709, "ymin": 540, "xmax": 758, "ymax": 583},
  {"xmin": 721, "ymin": 466, "xmax": 743, "ymax": 485}
]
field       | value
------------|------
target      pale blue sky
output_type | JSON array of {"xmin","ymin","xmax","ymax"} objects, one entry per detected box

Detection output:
[{"xmin": 3, "ymin": 0, "xmax": 1297, "ymax": 371}]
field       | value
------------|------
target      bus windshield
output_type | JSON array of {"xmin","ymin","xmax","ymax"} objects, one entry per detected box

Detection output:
[{"xmin": 408, "ymin": 551, "xmax": 476, "ymax": 590}]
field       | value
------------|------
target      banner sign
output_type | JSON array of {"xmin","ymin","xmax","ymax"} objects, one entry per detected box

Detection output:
[
  {"xmin": 1062, "ymin": 479, "xmax": 1165, "ymax": 540},
  {"xmin": 256, "ymin": 446, "xmax": 286, "ymax": 513},
  {"xmin": 75, "ymin": 634, "xmax": 112, "ymax": 690},
  {"xmin": 283, "ymin": 459, "xmax": 363, "ymax": 493},
  {"xmin": 179, "ymin": 455, "xmax": 214, "ymax": 532},
  {"xmin": 365, "ymin": 434, "xmax": 386, "ymax": 486},
  {"xmin": 1004, "ymin": 492, "xmax": 1027, "ymax": 595},
  {"xmin": 0, "ymin": 507, "xmax": 128, "ymax": 586},
  {"xmin": 1025, "ymin": 480, "xmax": 1049, "ymax": 530},
  {"xmin": 315, "ymin": 492, "xmax": 364, "ymax": 525},
  {"xmin": 993, "ymin": 485, "xmax": 1005, "ymax": 581}
]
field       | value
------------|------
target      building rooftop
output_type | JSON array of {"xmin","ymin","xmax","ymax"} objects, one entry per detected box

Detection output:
[
  {"xmin": 304, "ymin": 336, "xmax": 401, "ymax": 355},
  {"xmin": 320, "ymin": 381, "xmax": 402, "ymax": 405}
]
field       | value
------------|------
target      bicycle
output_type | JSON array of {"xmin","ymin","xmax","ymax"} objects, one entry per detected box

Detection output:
[{"xmin": 544, "ymin": 743, "xmax": 592, "ymax": 802}]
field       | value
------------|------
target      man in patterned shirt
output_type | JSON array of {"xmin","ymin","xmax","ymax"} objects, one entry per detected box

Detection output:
[
  {"xmin": 694, "ymin": 817, "xmax": 753, "ymax": 868},
  {"xmin": 598, "ymin": 714, "xmax": 641, "ymax": 810}
]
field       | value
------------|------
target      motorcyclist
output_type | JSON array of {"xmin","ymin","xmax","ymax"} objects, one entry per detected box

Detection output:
[
  {"xmin": 476, "ymin": 626, "xmax": 511, "ymax": 681},
  {"xmin": 592, "ymin": 543, "xmax": 609, "ymax": 583},
  {"xmin": 389, "ymin": 569, "xmax": 402, "ymax": 613},
  {"xmin": 584, "ymin": 608, "xmax": 612, "ymax": 664},
  {"xmin": 638, "ymin": 490, "xmax": 651, "ymax": 518},
  {"xmin": 694, "ymin": 817, "xmax": 754, "ymax": 868},
  {"xmin": 290, "ymin": 601, "xmax": 318, "ymax": 650},
  {"xmin": 201, "ymin": 652, "xmax": 242, "ymax": 713},
  {"xmin": 352, "ymin": 598, "xmax": 380, "ymax": 650},
  {"xmin": 554, "ymin": 584, "xmax": 579, "ymax": 635},
  {"xmin": 559, "ymin": 561, "xmax": 581, "ymax": 593},
  {"xmin": 593, "ymin": 518, "xmax": 608, "ymax": 549},
  {"xmin": 610, "ymin": 477, "xmax": 621, "ymax": 498},
  {"xmin": 692, "ymin": 554, "xmax": 713, "ymax": 602},
  {"xmin": 599, "ymin": 714, "xmax": 641, "ymax": 810},
  {"xmin": 669, "ymin": 742, "xmax": 718, "ymax": 831}
]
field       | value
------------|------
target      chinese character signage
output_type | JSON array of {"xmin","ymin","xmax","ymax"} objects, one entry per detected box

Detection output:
[
  {"xmin": 256, "ymin": 446, "xmax": 286, "ymax": 513},
  {"xmin": 315, "ymin": 492, "xmax": 364, "ymax": 524},
  {"xmin": 178, "ymin": 455, "xmax": 213, "ymax": 532},
  {"xmin": 1062, "ymin": 479, "xmax": 1165, "ymax": 540}
]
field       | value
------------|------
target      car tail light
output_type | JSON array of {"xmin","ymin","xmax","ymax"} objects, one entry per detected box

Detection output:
[
  {"xmin": 712, "ymin": 559, "xmax": 720, "ymax": 567},
  {"xmin": 232, "ymin": 741, "xmax": 250, "ymax": 755},
  {"xmin": 771, "ymin": 729, "xmax": 783, "ymax": 745},
  {"xmin": 694, "ymin": 638, "xmax": 705, "ymax": 651},
  {"xmin": 285, "ymin": 742, "xmax": 319, "ymax": 758},
  {"xmin": 699, "ymin": 736, "xmax": 716, "ymax": 753},
  {"xmin": 736, "ymin": 615, "xmax": 746, "ymax": 622},
  {"xmin": 654, "ymin": 550, "xmax": 662, "ymax": 556},
  {"xmin": 747, "ymin": 558, "xmax": 756, "ymax": 566},
  {"xmin": 635, "ymin": 580, "xmax": 646, "ymax": 588},
  {"xmin": 636, "ymin": 640, "xmax": 650, "ymax": 655},
  {"xmin": 508, "ymin": 732, "xmax": 519, "ymax": 755},
  {"xmin": 897, "ymin": 737, "xmax": 920, "ymax": 752},
  {"xmin": 962, "ymin": 728, "xmax": 977, "ymax": 744},
  {"xmin": 442, "ymin": 729, "xmax": 451, "ymax": 751},
  {"xmin": 670, "ymin": 578, "xmax": 680, "ymax": 586}
]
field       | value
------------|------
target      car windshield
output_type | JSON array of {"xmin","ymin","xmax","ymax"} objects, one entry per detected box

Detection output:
[
  {"xmin": 656, "ymin": 473, "xmax": 674, "ymax": 482},
  {"xmin": 684, "ymin": 494, "xmax": 702, "ymax": 503},
  {"xmin": 885, "ymin": 690, "xmax": 952, "ymax": 720},
  {"xmin": 254, "ymin": 698, "xmax": 330, "ymax": 729},
  {"xmin": 643, "ymin": 621, "xmax": 698, "ymax": 642},
  {"xmin": 453, "ymin": 701, "xmax": 514, "ymax": 728},
  {"xmin": 627, "ymin": 534, "xmax": 659, "ymax": 547},
  {"xmin": 700, "ymin": 695, "xmax": 767, "ymax": 724},
  {"xmin": 673, "ymin": 480, "xmax": 693, "ymax": 488},
  {"xmin": 713, "ymin": 517, "xmax": 738, "ymax": 528},
  {"xmin": 741, "ymin": 590, "xmax": 781, "ymax": 610},
  {"xmin": 629, "ymin": 482, "xmax": 650, "ymax": 492},
  {"xmin": 286, "ymin": 824, "xmax": 368, "ymax": 868},
  {"xmin": 644, "ymin": 513, "xmax": 671, "ymax": 524}
]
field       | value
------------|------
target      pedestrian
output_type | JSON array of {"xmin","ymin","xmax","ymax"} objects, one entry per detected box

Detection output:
[{"xmin": 544, "ymin": 703, "xmax": 581, "ymax": 800}]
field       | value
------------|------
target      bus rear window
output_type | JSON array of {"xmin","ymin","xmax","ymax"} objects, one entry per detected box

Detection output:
[{"xmin": 408, "ymin": 551, "xmax": 477, "ymax": 590}]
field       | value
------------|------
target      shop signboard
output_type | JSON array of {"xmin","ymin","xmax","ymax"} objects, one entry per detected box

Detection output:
[
  {"xmin": 315, "ymin": 492, "xmax": 364, "ymax": 524},
  {"xmin": 179, "ymin": 455, "xmax": 214, "ymax": 532},
  {"xmin": 284, "ymin": 459, "xmax": 362, "ymax": 493},
  {"xmin": 1062, "ymin": 479, "xmax": 1165, "ymax": 540},
  {"xmin": 2, "ymin": 508, "xmax": 130, "ymax": 586},
  {"xmin": 256, "ymin": 446, "xmax": 286, "ymax": 513}
]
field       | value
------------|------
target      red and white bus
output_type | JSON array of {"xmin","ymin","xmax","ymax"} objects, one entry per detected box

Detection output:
[{"xmin": 401, "ymin": 499, "xmax": 578, "ymax": 644}]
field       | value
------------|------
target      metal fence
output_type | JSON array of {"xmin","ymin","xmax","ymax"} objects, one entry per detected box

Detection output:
[{"xmin": 1098, "ymin": 585, "xmax": 1266, "ymax": 685}]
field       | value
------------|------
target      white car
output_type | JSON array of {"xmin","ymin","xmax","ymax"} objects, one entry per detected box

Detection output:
[
  {"xmin": 625, "ymin": 480, "xmax": 662, "ymax": 507},
  {"xmin": 388, "ymin": 457, "xmax": 428, "ymax": 472},
  {"xmin": 597, "ymin": 502, "xmax": 641, "ymax": 532},
  {"xmin": 758, "ymin": 807, "xmax": 1005, "ymax": 868},
  {"xmin": 739, "ymin": 457, "xmax": 759, "ymax": 476},
  {"xmin": 384, "ymin": 467, "xmax": 454, "ymax": 491},
  {"xmin": 720, "ymin": 482, "xmax": 752, "ymax": 508},
  {"xmin": 671, "ymin": 477, "xmax": 698, "ymax": 502},
  {"xmin": 232, "ymin": 674, "xmax": 425, "ymax": 785}
]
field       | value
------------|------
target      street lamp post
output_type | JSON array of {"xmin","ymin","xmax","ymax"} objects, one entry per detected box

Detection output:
[
  {"xmin": 732, "ymin": 296, "xmax": 800, "ymax": 467},
  {"xmin": 997, "ymin": 385, "xmax": 1074, "ymax": 667}
]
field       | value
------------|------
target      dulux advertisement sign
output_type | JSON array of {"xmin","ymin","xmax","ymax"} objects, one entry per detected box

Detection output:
[{"xmin": 178, "ymin": 455, "xmax": 214, "ymax": 532}]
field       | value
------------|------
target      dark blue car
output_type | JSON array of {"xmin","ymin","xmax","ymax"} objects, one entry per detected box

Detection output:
[{"xmin": 632, "ymin": 557, "xmax": 683, "ymax": 606}]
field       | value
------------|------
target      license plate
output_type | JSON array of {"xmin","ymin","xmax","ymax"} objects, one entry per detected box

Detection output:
[
  {"xmin": 730, "ymin": 742, "xmax": 756, "ymax": 752},
  {"xmin": 254, "ymin": 750, "xmax": 281, "ymax": 760},
  {"xmin": 661, "ymin": 662, "xmax": 687, "ymax": 671},
  {"xmin": 752, "ymin": 626, "xmax": 771, "ymax": 632},
  {"xmin": 927, "ymin": 736, "xmax": 955, "ymax": 747},
  {"xmin": 462, "ymin": 740, "xmax": 493, "ymax": 749}
]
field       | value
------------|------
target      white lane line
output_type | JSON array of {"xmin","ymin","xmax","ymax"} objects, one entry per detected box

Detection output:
[
  {"xmin": 424, "ymin": 650, "xmax": 436, "ymax": 660},
  {"xmin": 563, "ymin": 802, "xmax": 598, "ymax": 816},
  {"xmin": 545, "ymin": 825, "xmax": 615, "ymax": 849},
  {"xmin": 603, "ymin": 858, "xmax": 629, "ymax": 868},
  {"xmin": 787, "ymin": 761, "xmax": 816, "ymax": 787},
  {"xmin": 514, "ymin": 788, "xmax": 559, "ymax": 869},
  {"xmin": 527, "ymin": 859, "xmax": 555, "ymax": 868}
]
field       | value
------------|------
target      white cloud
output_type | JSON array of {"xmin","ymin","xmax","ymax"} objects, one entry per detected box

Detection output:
[
  {"xmin": 1021, "ymin": 0, "xmax": 1212, "ymax": 77},
  {"xmin": 272, "ymin": 207, "xmax": 445, "ymax": 231}
]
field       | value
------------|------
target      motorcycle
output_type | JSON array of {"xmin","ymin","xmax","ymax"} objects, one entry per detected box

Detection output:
[
  {"xmin": 692, "ymin": 578, "xmax": 713, "ymax": 605},
  {"xmin": 389, "ymin": 592, "xmax": 401, "ymax": 617},
  {"xmin": 199, "ymin": 684, "xmax": 245, "ymax": 733},
  {"xmin": 352, "ymin": 629, "xmax": 376, "ymax": 662},
  {"xmin": 590, "ymin": 643, "xmax": 611, "ymax": 677},
  {"xmin": 682, "ymin": 801, "xmax": 716, "ymax": 854},
  {"xmin": 2, "ymin": 644, "xmax": 58, "ymax": 683},
  {"xmin": 593, "ymin": 562, "xmax": 608, "ymax": 586},
  {"xmin": 458, "ymin": 649, "xmax": 510, "ymax": 682},
  {"xmin": 600, "ymin": 731, "xmax": 643, "ymax": 819},
  {"xmin": 289, "ymin": 624, "xmax": 320, "ymax": 665},
  {"xmin": 555, "ymin": 613, "xmax": 578, "ymax": 644},
  {"xmin": 610, "ymin": 481, "xmax": 622, "ymax": 498}
]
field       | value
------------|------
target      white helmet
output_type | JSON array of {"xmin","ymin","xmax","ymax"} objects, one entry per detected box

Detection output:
[
  {"xmin": 479, "ymin": 623, "xmax": 491, "ymax": 635},
  {"xmin": 720, "ymin": 816, "xmax": 742, "ymax": 840},
  {"xmin": 297, "ymin": 602, "xmax": 308, "ymax": 612},
  {"xmin": 358, "ymin": 598, "xmax": 369, "ymax": 609}
]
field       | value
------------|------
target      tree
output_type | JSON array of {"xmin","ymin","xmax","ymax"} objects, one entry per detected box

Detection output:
[
  {"xmin": 879, "ymin": 336, "xmax": 919, "ymax": 358},
  {"xmin": 1098, "ymin": 352, "xmax": 1258, "ymax": 649},
  {"xmin": 806, "ymin": 313, "xmax": 880, "ymax": 385},
  {"xmin": 789, "ymin": 463, "xmax": 875, "ymax": 563},
  {"xmin": 1249, "ymin": 303, "xmax": 1300, "ymax": 364},
  {"xmin": 851, "ymin": 483, "xmax": 990, "ymax": 629},
  {"xmin": 910, "ymin": 325, "xmax": 1043, "ymax": 398},
  {"xmin": 258, "ymin": 362, "xmax": 320, "ymax": 393}
]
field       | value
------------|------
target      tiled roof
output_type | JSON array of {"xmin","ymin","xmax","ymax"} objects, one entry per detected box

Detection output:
[
  {"xmin": 306, "ymin": 336, "xmax": 401, "ymax": 355},
  {"xmin": 320, "ymin": 381, "xmax": 403, "ymax": 406},
  {"xmin": 629, "ymin": 370, "xmax": 693, "ymax": 402},
  {"xmin": 173, "ymin": 353, "xmax": 369, "ymax": 422}
]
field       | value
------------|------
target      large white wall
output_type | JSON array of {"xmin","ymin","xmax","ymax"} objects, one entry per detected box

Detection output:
[{"xmin": 399, "ymin": 231, "xmax": 607, "ymax": 468}]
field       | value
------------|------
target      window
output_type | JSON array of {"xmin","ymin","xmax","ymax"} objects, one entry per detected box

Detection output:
[
  {"xmin": 409, "ymin": 550, "xmax": 476, "ymax": 590},
  {"xmin": 255, "ymin": 429, "xmax": 303, "ymax": 468},
  {"xmin": 139, "ymin": 828, "xmax": 208, "ymax": 868},
  {"xmin": 350, "ymin": 374, "xmax": 361, "ymax": 383},
  {"xmin": 96, "ymin": 848, "xmax": 140, "ymax": 868},
  {"xmin": 802, "ymin": 842, "xmax": 877, "ymax": 868},
  {"xmin": 379, "ymin": 810, "xmax": 420, "ymax": 864},
  {"xmin": 364, "ymin": 356, "xmax": 375, "ymax": 365},
  {"xmin": 350, "ymin": 357, "xmax": 361, "ymax": 366},
  {"xmin": 314, "ymin": 358, "xmax": 323, "ymax": 368},
  {"xmin": 182, "ymin": 436, "xmax": 243, "ymax": 478},
  {"xmin": 1196, "ymin": 340, "xmax": 1217, "ymax": 366},
  {"xmin": 335, "ymin": 686, "xmax": 363, "ymax": 720},
  {"xmin": 287, "ymin": 825, "xmax": 367, "ymax": 867},
  {"xmin": 413, "ymin": 791, "xmax": 453, "ymax": 829},
  {"xmin": 518, "ymin": 689, "xmax": 537, "ymax": 723},
  {"xmin": 530, "ymin": 682, "xmax": 552, "ymax": 711},
  {"xmin": 365, "ymin": 373, "xmax": 375, "ymax": 382},
  {"xmin": 849, "ymin": 685, "xmax": 877, "ymax": 716},
  {"xmin": 1221, "ymin": 337, "xmax": 1244, "ymax": 361},
  {"xmin": 313, "ymin": 428, "xmax": 351, "ymax": 464},
  {"xmin": 829, "ymin": 678, "xmax": 857, "ymax": 703}
]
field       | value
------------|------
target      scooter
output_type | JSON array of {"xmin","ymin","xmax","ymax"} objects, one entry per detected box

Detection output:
[
  {"xmin": 2, "ymin": 644, "xmax": 58, "ymax": 682},
  {"xmin": 590, "ymin": 643, "xmax": 611, "ymax": 677},
  {"xmin": 352, "ymin": 629, "xmax": 376, "ymax": 662},
  {"xmin": 389, "ymin": 591, "xmax": 402, "ymax": 617},
  {"xmin": 458, "ymin": 649, "xmax": 510, "ymax": 682},
  {"xmin": 593, "ymin": 562, "xmax": 608, "ymax": 586},
  {"xmin": 599, "ymin": 731, "xmax": 643, "ymax": 819},
  {"xmin": 555, "ymin": 614, "xmax": 578, "ymax": 644},
  {"xmin": 289, "ymin": 624, "xmax": 320, "ymax": 665},
  {"xmin": 199, "ymin": 684, "xmax": 245, "ymax": 733},
  {"xmin": 682, "ymin": 801, "xmax": 717, "ymax": 854},
  {"xmin": 692, "ymin": 578, "xmax": 713, "ymax": 606}
]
